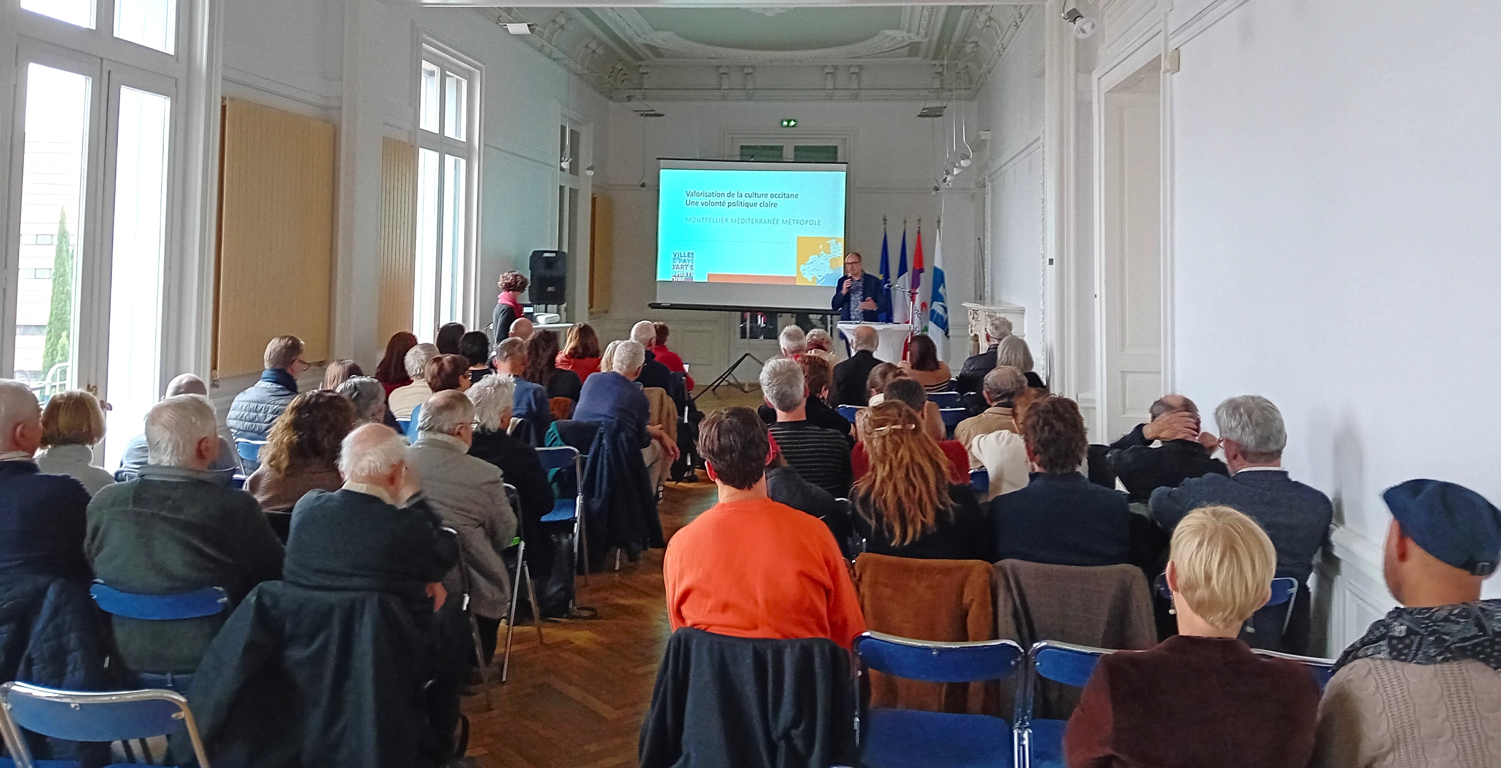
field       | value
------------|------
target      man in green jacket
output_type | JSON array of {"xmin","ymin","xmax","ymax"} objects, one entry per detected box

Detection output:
[{"xmin": 86, "ymin": 394, "xmax": 283, "ymax": 676}]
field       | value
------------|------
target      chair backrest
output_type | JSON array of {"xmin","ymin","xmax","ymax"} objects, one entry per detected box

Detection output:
[
  {"xmin": 1154, "ymin": 573, "xmax": 1298, "ymax": 608},
  {"xmin": 395, "ymin": 418, "xmax": 410, "ymax": 434},
  {"xmin": 230, "ymin": 474, "xmax": 247, "ymax": 489},
  {"xmin": 970, "ymin": 469, "xmax": 990, "ymax": 494},
  {"xmin": 837, "ymin": 405, "xmax": 861, "ymax": 423},
  {"xmin": 0, "ymin": 682, "xmax": 211, "ymax": 767},
  {"xmin": 1030, "ymin": 641, "xmax": 1110, "ymax": 689},
  {"xmin": 235, "ymin": 439, "xmax": 265, "ymax": 463},
  {"xmin": 535, "ymin": 445, "xmax": 580, "ymax": 472},
  {"xmin": 1254, "ymin": 649, "xmax": 1337, "ymax": 690},
  {"xmin": 939, "ymin": 408, "xmax": 968, "ymax": 428},
  {"xmin": 855, "ymin": 632, "xmax": 1023, "ymax": 685},
  {"xmin": 928, "ymin": 391, "xmax": 961, "ymax": 409},
  {"xmin": 90, "ymin": 583, "xmax": 230, "ymax": 621},
  {"xmin": 405, "ymin": 405, "xmax": 422, "ymax": 441}
]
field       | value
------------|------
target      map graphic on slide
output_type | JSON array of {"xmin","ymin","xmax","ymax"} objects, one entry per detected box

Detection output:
[{"xmin": 796, "ymin": 237, "xmax": 845, "ymax": 286}]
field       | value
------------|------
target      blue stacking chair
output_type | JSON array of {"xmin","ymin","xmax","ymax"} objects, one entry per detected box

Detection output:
[
  {"xmin": 536, "ymin": 446, "xmax": 587, "ymax": 589},
  {"xmin": 88, "ymin": 584, "xmax": 229, "ymax": 693},
  {"xmin": 854, "ymin": 632, "xmax": 1025, "ymax": 768},
  {"xmin": 940, "ymin": 408, "xmax": 968, "ymax": 439},
  {"xmin": 1014, "ymin": 641, "xmax": 1112, "ymax": 768},
  {"xmin": 970, "ymin": 469, "xmax": 990, "ymax": 495},
  {"xmin": 233, "ymin": 439, "xmax": 265, "ymax": 465},
  {"xmin": 838, "ymin": 405, "xmax": 862, "ymax": 423},
  {"xmin": 1156, "ymin": 574, "xmax": 1300, "ymax": 640},
  {"xmin": 928, "ymin": 391, "xmax": 962, "ymax": 409},
  {"xmin": 395, "ymin": 417, "xmax": 410, "ymax": 435},
  {"xmin": 1254, "ymin": 648, "xmax": 1338, "ymax": 691},
  {"xmin": 0, "ymin": 681, "xmax": 211, "ymax": 768},
  {"xmin": 404, "ymin": 404, "xmax": 422, "ymax": 442}
]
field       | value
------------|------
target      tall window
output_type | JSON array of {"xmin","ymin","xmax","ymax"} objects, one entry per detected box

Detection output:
[
  {"xmin": 7, "ymin": 0, "xmax": 190, "ymax": 468},
  {"xmin": 414, "ymin": 46, "xmax": 480, "ymax": 340}
]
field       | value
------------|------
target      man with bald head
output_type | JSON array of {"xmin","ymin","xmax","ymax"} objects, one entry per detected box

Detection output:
[
  {"xmin": 118, "ymin": 373, "xmax": 240, "ymax": 475},
  {"xmin": 832, "ymin": 324, "xmax": 884, "ymax": 406},
  {"xmin": 508, "ymin": 317, "xmax": 534, "ymax": 341},
  {"xmin": 1107, "ymin": 394, "xmax": 1228, "ymax": 503},
  {"xmin": 0, "ymin": 380, "xmax": 93, "ymax": 583}
]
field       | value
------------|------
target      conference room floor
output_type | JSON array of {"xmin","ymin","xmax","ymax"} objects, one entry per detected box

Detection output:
[{"xmin": 460, "ymin": 387, "xmax": 756, "ymax": 768}]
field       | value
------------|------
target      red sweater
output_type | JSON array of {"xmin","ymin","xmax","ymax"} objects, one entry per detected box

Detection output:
[
  {"xmin": 852, "ymin": 441, "xmax": 970, "ymax": 485},
  {"xmin": 652, "ymin": 345, "xmax": 695, "ymax": 391},
  {"xmin": 1063, "ymin": 635, "xmax": 1319, "ymax": 768}
]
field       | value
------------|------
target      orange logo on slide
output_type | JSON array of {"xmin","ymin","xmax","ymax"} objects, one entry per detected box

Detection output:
[{"xmin": 795, "ymin": 236, "xmax": 846, "ymax": 286}]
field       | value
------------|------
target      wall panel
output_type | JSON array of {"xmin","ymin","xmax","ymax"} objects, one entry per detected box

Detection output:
[{"xmin": 378, "ymin": 137, "xmax": 417, "ymax": 344}]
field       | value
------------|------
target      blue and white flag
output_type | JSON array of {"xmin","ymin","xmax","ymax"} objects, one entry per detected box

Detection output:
[{"xmin": 928, "ymin": 223, "xmax": 949, "ymax": 361}]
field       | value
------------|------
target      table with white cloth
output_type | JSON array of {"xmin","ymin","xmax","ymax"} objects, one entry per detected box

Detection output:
[{"xmin": 836, "ymin": 322, "xmax": 913, "ymax": 363}]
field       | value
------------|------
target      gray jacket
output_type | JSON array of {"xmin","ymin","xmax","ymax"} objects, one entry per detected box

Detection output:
[
  {"xmin": 36, "ymin": 444, "xmax": 115, "ymax": 496},
  {"xmin": 407, "ymin": 432, "xmax": 517, "ymax": 619}
]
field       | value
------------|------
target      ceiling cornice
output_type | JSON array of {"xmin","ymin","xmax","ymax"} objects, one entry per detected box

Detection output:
[{"xmin": 635, "ymin": 29, "xmax": 925, "ymax": 61}]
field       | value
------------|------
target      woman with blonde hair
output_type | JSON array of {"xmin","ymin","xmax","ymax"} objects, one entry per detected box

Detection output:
[
  {"xmin": 320, "ymin": 358, "xmax": 364, "ymax": 391},
  {"xmin": 849, "ymin": 401, "xmax": 990, "ymax": 560},
  {"xmin": 1064, "ymin": 505, "xmax": 1320, "ymax": 768},
  {"xmin": 246, "ymin": 391, "xmax": 357, "ymax": 512},
  {"xmin": 36, "ymin": 390, "xmax": 114, "ymax": 495}
]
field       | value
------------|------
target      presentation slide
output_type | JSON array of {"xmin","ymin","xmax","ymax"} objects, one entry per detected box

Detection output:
[{"xmin": 656, "ymin": 158, "xmax": 847, "ymax": 311}]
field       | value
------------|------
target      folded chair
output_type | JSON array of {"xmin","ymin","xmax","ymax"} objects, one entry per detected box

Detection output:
[{"xmin": 0, "ymin": 682, "xmax": 211, "ymax": 768}]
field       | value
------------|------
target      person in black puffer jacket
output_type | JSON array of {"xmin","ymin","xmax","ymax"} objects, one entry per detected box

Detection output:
[{"xmin": 227, "ymin": 335, "xmax": 308, "ymax": 447}]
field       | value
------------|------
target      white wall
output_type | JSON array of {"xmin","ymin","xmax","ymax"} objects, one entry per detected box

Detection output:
[
  {"xmin": 598, "ymin": 98, "xmax": 979, "ymax": 375},
  {"xmin": 1168, "ymin": 0, "xmax": 1501, "ymax": 641}
]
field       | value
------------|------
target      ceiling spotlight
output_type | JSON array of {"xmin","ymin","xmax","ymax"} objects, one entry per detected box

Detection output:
[
  {"xmin": 503, "ymin": 22, "xmax": 532, "ymax": 35},
  {"xmin": 1062, "ymin": 7, "xmax": 1097, "ymax": 39}
]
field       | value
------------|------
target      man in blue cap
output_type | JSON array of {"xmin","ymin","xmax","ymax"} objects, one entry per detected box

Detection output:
[{"xmin": 1311, "ymin": 479, "xmax": 1501, "ymax": 768}]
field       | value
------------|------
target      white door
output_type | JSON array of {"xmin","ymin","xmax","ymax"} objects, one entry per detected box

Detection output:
[{"xmin": 1099, "ymin": 79, "xmax": 1162, "ymax": 440}]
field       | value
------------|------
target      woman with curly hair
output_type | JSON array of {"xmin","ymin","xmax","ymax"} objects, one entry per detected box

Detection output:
[
  {"xmin": 246, "ymin": 391, "xmax": 358, "ymax": 512},
  {"xmin": 556, "ymin": 322, "xmax": 602, "ymax": 380},
  {"xmin": 493, "ymin": 270, "xmax": 528, "ymax": 342},
  {"xmin": 523, "ymin": 330, "xmax": 582, "ymax": 401},
  {"xmin": 849, "ymin": 401, "xmax": 990, "ymax": 560},
  {"xmin": 374, "ymin": 332, "xmax": 418, "ymax": 396}
]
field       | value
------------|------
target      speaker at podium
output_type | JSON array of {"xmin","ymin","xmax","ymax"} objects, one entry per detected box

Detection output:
[{"xmin": 529, "ymin": 250, "xmax": 566, "ymax": 305}]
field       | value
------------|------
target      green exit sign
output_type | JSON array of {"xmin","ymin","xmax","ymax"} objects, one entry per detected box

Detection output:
[{"xmin": 780, "ymin": 118, "xmax": 798, "ymax": 128}]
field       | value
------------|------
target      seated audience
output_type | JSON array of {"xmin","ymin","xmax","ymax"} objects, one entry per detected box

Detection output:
[
  {"xmin": 320, "ymin": 358, "xmax": 363, "ymax": 391},
  {"xmin": 466, "ymin": 377, "xmax": 553, "ymax": 570},
  {"xmin": 1150, "ymin": 395, "xmax": 1333, "ymax": 588},
  {"xmin": 228, "ymin": 334, "xmax": 307, "ymax": 443},
  {"xmin": 493, "ymin": 271, "xmax": 526, "ymax": 342},
  {"xmin": 389, "ymin": 342, "xmax": 439, "ymax": 420},
  {"xmin": 86, "ymin": 394, "xmax": 284, "ymax": 674},
  {"xmin": 651, "ymin": 322, "xmax": 695, "ymax": 391},
  {"xmin": 779, "ymin": 325, "xmax": 808, "ymax": 359},
  {"xmin": 374, "ymin": 331, "xmax": 419, "ymax": 396},
  {"xmin": 957, "ymin": 315, "xmax": 1015, "ymax": 394},
  {"xmin": 991, "ymin": 396, "xmax": 1133, "ymax": 566},
  {"xmin": 492, "ymin": 338, "xmax": 550, "ymax": 443},
  {"xmin": 969, "ymin": 386, "xmax": 1044, "ymax": 501},
  {"xmin": 1312, "ymin": 480, "xmax": 1501, "ymax": 768},
  {"xmin": 864, "ymin": 362, "xmax": 907, "ymax": 406},
  {"xmin": 575, "ymin": 340, "xmax": 681, "ymax": 490},
  {"xmin": 36, "ymin": 390, "xmax": 114, "ymax": 495},
  {"xmin": 245, "ymin": 391, "xmax": 356, "ymax": 513},
  {"xmin": 1065, "ymin": 506, "xmax": 1320, "ymax": 768},
  {"xmin": 955, "ymin": 365, "xmax": 1026, "ymax": 466},
  {"xmin": 833, "ymin": 325, "xmax": 883, "ymax": 406},
  {"xmin": 459, "ymin": 330, "xmax": 493, "ymax": 384},
  {"xmin": 899, "ymin": 333, "xmax": 954, "ymax": 392},
  {"xmin": 663, "ymin": 407, "xmax": 865, "ymax": 648},
  {"xmin": 996, "ymin": 333, "xmax": 1038, "ymax": 388},
  {"xmin": 1109, "ymin": 394, "xmax": 1227, "ymax": 502},
  {"xmin": 630, "ymin": 320, "xmax": 675, "ymax": 395},
  {"xmin": 524, "ymin": 330, "xmax": 583, "ymax": 402},
  {"xmin": 758, "ymin": 355, "xmax": 851, "ymax": 439},
  {"xmin": 851, "ymin": 402, "xmax": 990, "ymax": 561},
  {"xmin": 425, "ymin": 354, "xmax": 472, "ymax": 394},
  {"xmin": 556, "ymin": 322, "xmax": 603, "ymax": 381},
  {"xmin": 853, "ymin": 378, "xmax": 967, "ymax": 484},
  {"xmin": 804, "ymin": 328, "xmax": 838, "ymax": 365},
  {"xmin": 761, "ymin": 358, "xmax": 852, "ymax": 498},
  {"xmin": 765, "ymin": 438, "xmax": 839, "ymax": 522},
  {"xmin": 509, "ymin": 317, "xmax": 534, "ymax": 341},
  {"xmin": 435, "ymin": 322, "xmax": 465, "ymax": 356},
  {"xmin": 336, "ymin": 375, "xmax": 389, "ymax": 425},
  {"xmin": 407, "ymin": 391, "xmax": 517, "ymax": 666},
  {"xmin": 598, "ymin": 340, "xmax": 621, "ymax": 376},
  {"xmin": 0, "ymin": 381, "xmax": 92, "ymax": 582},
  {"xmin": 118, "ymin": 374, "xmax": 240, "ymax": 474}
]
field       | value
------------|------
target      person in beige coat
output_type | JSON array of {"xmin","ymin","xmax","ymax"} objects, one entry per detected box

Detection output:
[
  {"xmin": 1312, "ymin": 479, "xmax": 1501, "ymax": 768},
  {"xmin": 406, "ymin": 390, "xmax": 518, "ymax": 667}
]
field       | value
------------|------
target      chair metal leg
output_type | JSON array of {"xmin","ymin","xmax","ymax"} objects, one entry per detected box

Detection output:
[
  {"xmin": 503, "ymin": 541, "xmax": 526, "ymax": 684},
  {"xmin": 469, "ymin": 612, "xmax": 494, "ymax": 710},
  {"xmin": 576, "ymin": 504, "xmax": 590, "ymax": 587},
  {"xmin": 523, "ymin": 562, "xmax": 545, "ymax": 645}
]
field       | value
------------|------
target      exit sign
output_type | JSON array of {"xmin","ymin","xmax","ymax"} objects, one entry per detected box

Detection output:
[{"xmin": 780, "ymin": 118, "xmax": 798, "ymax": 128}]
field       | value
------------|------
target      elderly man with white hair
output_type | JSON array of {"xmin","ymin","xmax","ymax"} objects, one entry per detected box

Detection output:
[
  {"xmin": 957, "ymin": 315, "xmax": 1015, "ymax": 395},
  {"xmin": 336, "ymin": 375, "xmax": 389, "ymax": 426},
  {"xmin": 803, "ymin": 328, "xmax": 838, "ymax": 364},
  {"xmin": 629, "ymin": 320, "xmax": 675, "ymax": 395},
  {"xmin": 1150, "ymin": 394, "xmax": 1334, "ymax": 653},
  {"xmin": 117, "ymin": 373, "xmax": 241, "ymax": 475},
  {"xmin": 778, "ymin": 324, "xmax": 808, "ymax": 359},
  {"xmin": 761, "ymin": 357, "xmax": 852, "ymax": 498},
  {"xmin": 407, "ymin": 390, "xmax": 518, "ymax": 668},
  {"xmin": 86, "ymin": 394, "xmax": 285, "ymax": 676},
  {"xmin": 832, "ymin": 324, "xmax": 884, "ymax": 406},
  {"xmin": 389, "ymin": 342, "xmax": 440, "ymax": 421},
  {"xmin": 576, "ymin": 339, "xmax": 681, "ymax": 490},
  {"xmin": 0, "ymin": 380, "xmax": 94, "ymax": 583}
]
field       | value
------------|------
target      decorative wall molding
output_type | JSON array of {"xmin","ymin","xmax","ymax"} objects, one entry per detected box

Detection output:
[{"xmin": 635, "ymin": 29, "xmax": 925, "ymax": 62}]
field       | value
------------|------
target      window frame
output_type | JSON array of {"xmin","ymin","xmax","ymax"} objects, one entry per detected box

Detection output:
[{"xmin": 412, "ymin": 40, "xmax": 481, "ymax": 339}]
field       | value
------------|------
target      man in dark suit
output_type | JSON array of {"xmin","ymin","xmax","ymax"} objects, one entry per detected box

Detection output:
[
  {"xmin": 832, "ymin": 325, "xmax": 883, "ymax": 406},
  {"xmin": 991, "ymin": 396, "xmax": 1134, "ymax": 567},
  {"xmin": 831, "ymin": 251, "xmax": 889, "ymax": 322},
  {"xmin": 1108, "ymin": 395, "xmax": 1228, "ymax": 503},
  {"xmin": 956, "ymin": 315, "xmax": 1011, "ymax": 395},
  {"xmin": 0, "ymin": 381, "xmax": 92, "ymax": 584}
]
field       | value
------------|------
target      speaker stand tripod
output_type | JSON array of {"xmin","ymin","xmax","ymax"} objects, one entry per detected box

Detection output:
[{"xmin": 697, "ymin": 351, "xmax": 765, "ymax": 401}]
